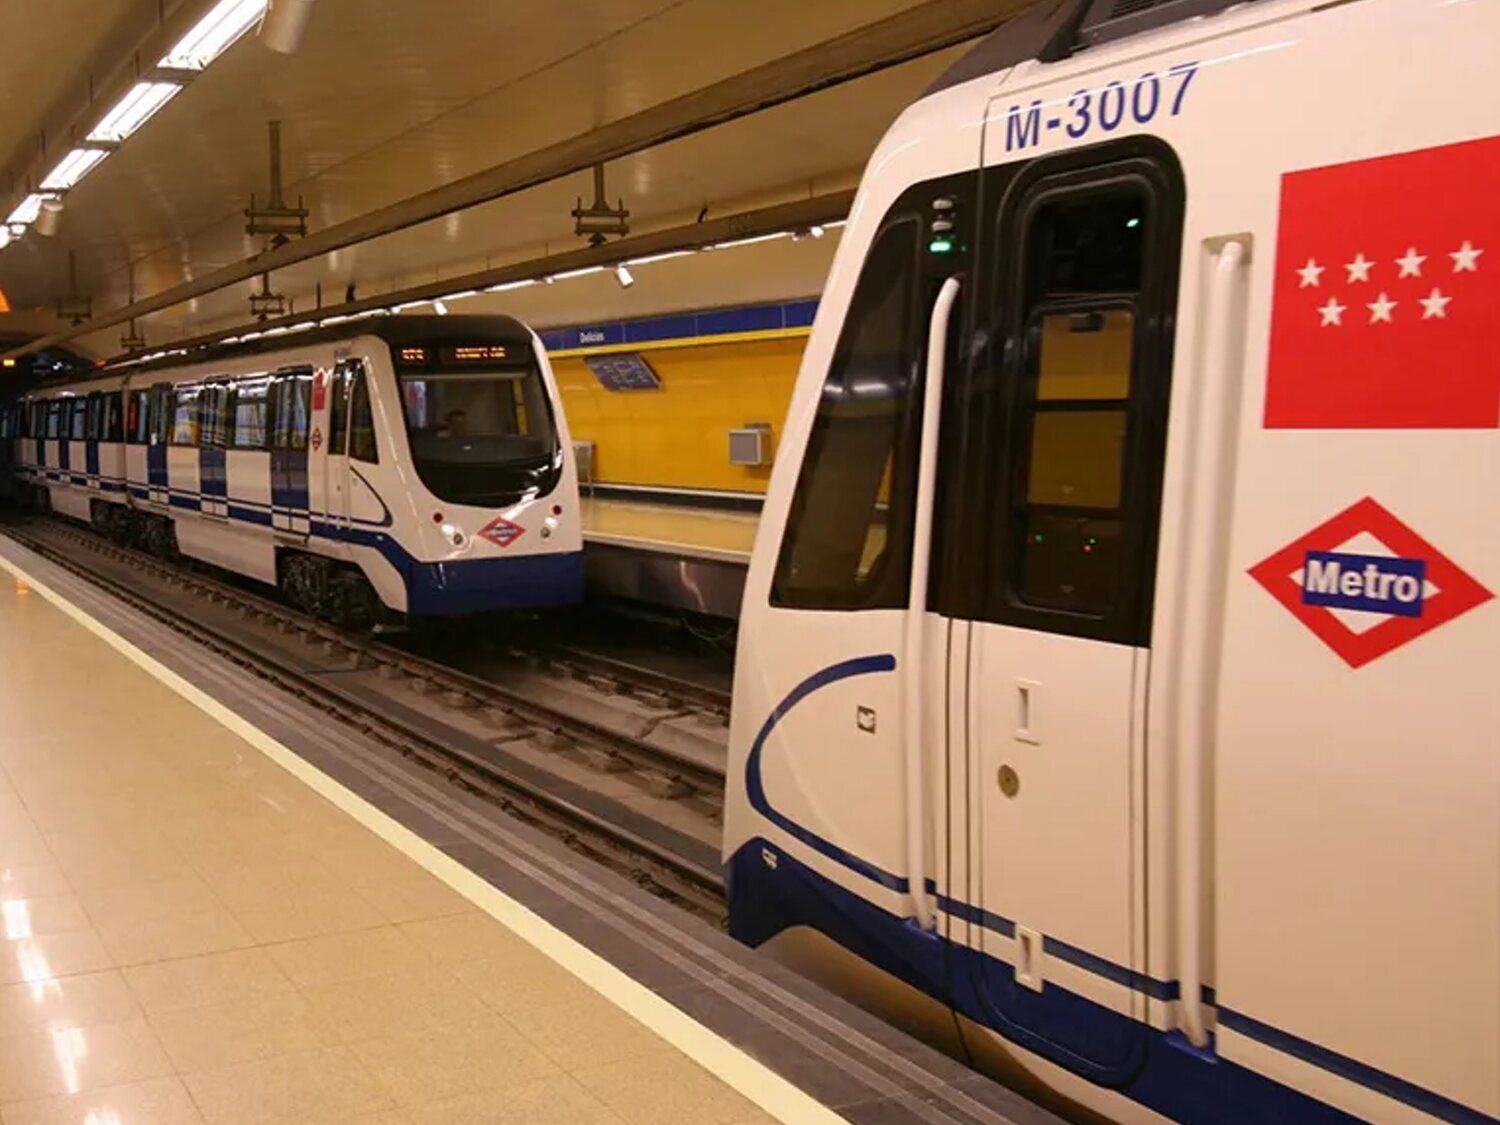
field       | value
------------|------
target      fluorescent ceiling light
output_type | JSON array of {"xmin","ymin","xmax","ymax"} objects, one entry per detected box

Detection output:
[
  {"xmin": 709, "ymin": 231, "xmax": 792, "ymax": 251},
  {"xmin": 626, "ymin": 250, "xmax": 694, "ymax": 266},
  {"xmin": 440, "ymin": 290, "xmax": 478, "ymax": 301},
  {"xmin": 40, "ymin": 148, "xmax": 109, "ymax": 191},
  {"xmin": 614, "ymin": 264, "xmax": 634, "ymax": 289},
  {"xmin": 6, "ymin": 194, "xmax": 56, "ymax": 226},
  {"xmin": 551, "ymin": 266, "xmax": 605, "ymax": 281},
  {"xmin": 433, "ymin": 301, "xmax": 450, "ymax": 316},
  {"xmin": 160, "ymin": 0, "xmax": 267, "ymax": 69},
  {"xmin": 486, "ymin": 279, "xmax": 536, "ymax": 293},
  {"xmin": 87, "ymin": 83, "xmax": 181, "ymax": 142}
]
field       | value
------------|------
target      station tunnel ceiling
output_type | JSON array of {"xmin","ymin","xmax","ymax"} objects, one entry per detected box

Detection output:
[{"xmin": 0, "ymin": 0, "xmax": 967, "ymax": 353}]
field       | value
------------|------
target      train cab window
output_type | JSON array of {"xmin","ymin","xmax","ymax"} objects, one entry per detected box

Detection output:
[
  {"xmin": 30, "ymin": 401, "xmax": 45, "ymax": 438},
  {"xmin": 45, "ymin": 402, "xmax": 62, "ymax": 440},
  {"xmin": 232, "ymin": 377, "xmax": 270, "ymax": 449},
  {"xmin": 772, "ymin": 217, "xmax": 924, "ymax": 609},
  {"xmin": 171, "ymin": 387, "xmax": 202, "ymax": 446},
  {"xmin": 975, "ymin": 162, "xmax": 1181, "ymax": 644},
  {"xmin": 84, "ymin": 394, "xmax": 101, "ymax": 440},
  {"xmin": 348, "ymin": 366, "xmax": 378, "ymax": 464}
]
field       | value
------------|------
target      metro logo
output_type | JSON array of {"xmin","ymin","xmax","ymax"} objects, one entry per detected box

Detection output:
[
  {"xmin": 478, "ymin": 516, "xmax": 525, "ymax": 549},
  {"xmin": 1250, "ymin": 498, "xmax": 1490, "ymax": 668},
  {"xmin": 1301, "ymin": 551, "xmax": 1425, "ymax": 618}
]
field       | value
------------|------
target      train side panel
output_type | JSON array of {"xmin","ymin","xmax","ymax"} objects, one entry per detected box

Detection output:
[{"xmin": 726, "ymin": 0, "xmax": 1499, "ymax": 1122}]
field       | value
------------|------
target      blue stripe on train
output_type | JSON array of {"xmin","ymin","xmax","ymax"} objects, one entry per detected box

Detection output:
[{"xmin": 730, "ymin": 657, "xmax": 1498, "ymax": 1125}]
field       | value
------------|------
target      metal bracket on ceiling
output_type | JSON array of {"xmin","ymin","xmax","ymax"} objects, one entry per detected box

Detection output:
[
  {"xmin": 245, "ymin": 121, "xmax": 308, "ymax": 249},
  {"xmin": 572, "ymin": 164, "xmax": 630, "ymax": 248}
]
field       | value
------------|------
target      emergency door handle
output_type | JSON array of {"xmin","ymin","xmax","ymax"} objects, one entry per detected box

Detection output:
[{"xmin": 1015, "ymin": 679, "xmax": 1041, "ymax": 745}]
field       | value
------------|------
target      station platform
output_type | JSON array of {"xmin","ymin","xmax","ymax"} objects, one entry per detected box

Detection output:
[
  {"xmin": 0, "ymin": 538, "xmax": 1059, "ymax": 1125},
  {"xmin": 580, "ymin": 495, "xmax": 758, "ymax": 619}
]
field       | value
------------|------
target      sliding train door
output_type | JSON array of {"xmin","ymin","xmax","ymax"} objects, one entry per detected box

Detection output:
[
  {"xmin": 269, "ymin": 366, "xmax": 312, "ymax": 539},
  {"xmin": 949, "ymin": 138, "xmax": 1184, "ymax": 1080}
]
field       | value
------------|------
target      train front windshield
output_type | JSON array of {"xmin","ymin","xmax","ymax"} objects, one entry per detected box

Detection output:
[{"xmin": 399, "ymin": 352, "xmax": 560, "ymax": 507}]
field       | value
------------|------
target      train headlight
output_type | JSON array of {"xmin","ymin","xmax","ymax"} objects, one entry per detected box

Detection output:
[{"xmin": 440, "ymin": 522, "xmax": 466, "ymax": 548}]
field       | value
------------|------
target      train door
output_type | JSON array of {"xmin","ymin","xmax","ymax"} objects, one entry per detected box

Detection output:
[
  {"xmin": 84, "ymin": 392, "xmax": 102, "ymax": 488},
  {"xmin": 198, "ymin": 384, "xmax": 230, "ymax": 519},
  {"xmin": 146, "ymin": 384, "xmax": 171, "ymax": 505},
  {"xmin": 950, "ymin": 138, "xmax": 1183, "ymax": 1079},
  {"xmin": 269, "ymin": 366, "xmax": 312, "ymax": 538},
  {"xmin": 321, "ymin": 360, "xmax": 356, "ymax": 539}
]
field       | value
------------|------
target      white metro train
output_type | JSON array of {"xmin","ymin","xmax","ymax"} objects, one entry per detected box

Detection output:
[
  {"xmin": 725, "ymin": 0, "xmax": 1498, "ymax": 1122},
  {"xmin": 3, "ymin": 316, "xmax": 584, "ymax": 621}
]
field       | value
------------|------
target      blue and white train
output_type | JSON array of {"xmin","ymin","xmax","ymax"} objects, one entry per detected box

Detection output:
[
  {"xmin": 726, "ymin": 0, "xmax": 1499, "ymax": 1122},
  {"xmin": 3, "ymin": 316, "xmax": 584, "ymax": 622}
]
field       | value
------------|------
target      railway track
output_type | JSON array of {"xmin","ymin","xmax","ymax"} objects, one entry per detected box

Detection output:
[{"xmin": 1, "ymin": 515, "xmax": 730, "ymax": 919}]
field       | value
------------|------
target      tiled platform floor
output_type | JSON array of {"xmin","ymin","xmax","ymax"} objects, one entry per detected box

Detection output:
[{"xmin": 0, "ymin": 571, "xmax": 786, "ymax": 1125}]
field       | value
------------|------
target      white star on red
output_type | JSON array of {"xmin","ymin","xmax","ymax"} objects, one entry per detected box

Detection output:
[
  {"xmin": 1367, "ymin": 292, "xmax": 1397, "ymax": 323},
  {"xmin": 1297, "ymin": 259, "xmax": 1324, "ymax": 288},
  {"xmin": 1420, "ymin": 288, "xmax": 1451, "ymax": 319},
  {"xmin": 1395, "ymin": 247, "xmax": 1426, "ymax": 277},
  {"xmin": 1450, "ymin": 240, "xmax": 1483, "ymax": 272},
  {"xmin": 1345, "ymin": 253, "xmax": 1374, "ymax": 283},
  {"xmin": 1318, "ymin": 298, "xmax": 1346, "ymax": 326}
]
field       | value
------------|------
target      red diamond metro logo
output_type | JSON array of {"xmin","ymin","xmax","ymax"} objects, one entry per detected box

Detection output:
[
  {"xmin": 478, "ymin": 516, "xmax": 525, "ymax": 549},
  {"xmin": 1248, "ymin": 497, "xmax": 1491, "ymax": 668}
]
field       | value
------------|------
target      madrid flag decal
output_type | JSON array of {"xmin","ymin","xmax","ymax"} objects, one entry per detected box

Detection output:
[{"xmin": 1264, "ymin": 135, "xmax": 1500, "ymax": 429}]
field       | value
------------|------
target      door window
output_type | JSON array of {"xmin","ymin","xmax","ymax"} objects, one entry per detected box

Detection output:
[
  {"xmin": 200, "ymin": 385, "xmax": 230, "ymax": 448},
  {"xmin": 232, "ymin": 377, "xmax": 270, "ymax": 449},
  {"xmin": 349, "ymin": 366, "xmax": 378, "ymax": 464},
  {"xmin": 104, "ymin": 393, "xmax": 123, "ymax": 442},
  {"xmin": 329, "ymin": 364, "xmax": 352, "ymax": 456},
  {"xmin": 969, "ymin": 152, "xmax": 1182, "ymax": 645},
  {"xmin": 771, "ymin": 219, "xmax": 924, "ymax": 609},
  {"xmin": 271, "ymin": 370, "xmax": 312, "ymax": 451},
  {"xmin": 69, "ymin": 399, "xmax": 88, "ymax": 441}
]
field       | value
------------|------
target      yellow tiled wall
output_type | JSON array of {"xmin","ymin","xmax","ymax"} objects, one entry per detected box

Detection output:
[{"xmin": 553, "ymin": 334, "xmax": 805, "ymax": 494}]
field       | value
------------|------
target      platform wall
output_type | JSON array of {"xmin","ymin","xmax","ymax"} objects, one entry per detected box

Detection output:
[{"xmin": 553, "ymin": 333, "xmax": 805, "ymax": 494}]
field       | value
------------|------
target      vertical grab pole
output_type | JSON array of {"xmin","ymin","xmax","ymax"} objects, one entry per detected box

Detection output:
[
  {"xmin": 903, "ymin": 275, "xmax": 961, "ymax": 931},
  {"xmin": 1175, "ymin": 239, "xmax": 1246, "ymax": 1047}
]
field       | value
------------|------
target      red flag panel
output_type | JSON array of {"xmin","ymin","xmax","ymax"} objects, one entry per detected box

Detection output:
[{"xmin": 1263, "ymin": 135, "xmax": 1500, "ymax": 429}]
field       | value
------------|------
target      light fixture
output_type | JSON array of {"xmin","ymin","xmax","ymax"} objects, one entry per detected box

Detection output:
[
  {"xmin": 614, "ymin": 264, "xmax": 634, "ymax": 289},
  {"xmin": 160, "ymin": 0, "xmax": 266, "ymax": 69},
  {"xmin": 809, "ymin": 225, "xmax": 826, "ymax": 238},
  {"xmin": 40, "ymin": 148, "xmax": 109, "ymax": 191},
  {"xmin": 6, "ymin": 194, "xmax": 55, "ymax": 227},
  {"xmin": 34, "ymin": 199, "xmax": 64, "ymax": 238},
  {"xmin": 626, "ymin": 249, "xmax": 694, "ymax": 266},
  {"xmin": 708, "ymin": 231, "xmax": 792, "ymax": 251},
  {"xmin": 551, "ymin": 266, "xmax": 605, "ymax": 281},
  {"xmin": 259, "ymin": 0, "xmax": 316, "ymax": 54},
  {"xmin": 486, "ymin": 279, "xmax": 536, "ymax": 293},
  {"xmin": 433, "ymin": 300, "xmax": 450, "ymax": 316},
  {"xmin": 87, "ymin": 83, "xmax": 181, "ymax": 143},
  {"xmin": 0, "ymin": 227, "xmax": 10, "ymax": 250},
  {"xmin": 439, "ymin": 290, "xmax": 478, "ymax": 302}
]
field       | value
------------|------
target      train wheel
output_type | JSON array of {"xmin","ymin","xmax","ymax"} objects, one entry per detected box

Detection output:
[
  {"xmin": 328, "ymin": 567, "xmax": 387, "ymax": 631},
  {"xmin": 280, "ymin": 553, "xmax": 331, "ymax": 617},
  {"xmin": 144, "ymin": 516, "xmax": 178, "ymax": 560}
]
